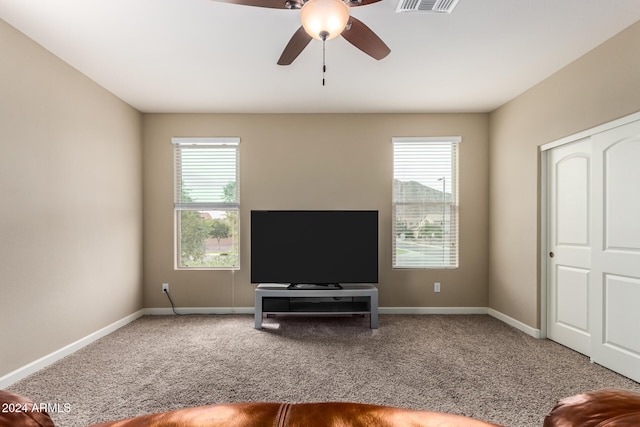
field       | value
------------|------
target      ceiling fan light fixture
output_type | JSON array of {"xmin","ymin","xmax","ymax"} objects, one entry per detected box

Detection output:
[{"xmin": 300, "ymin": 0, "xmax": 350, "ymax": 40}]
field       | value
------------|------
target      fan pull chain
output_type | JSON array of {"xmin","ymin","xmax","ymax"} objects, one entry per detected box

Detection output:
[
  {"xmin": 320, "ymin": 31, "xmax": 328, "ymax": 86},
  {"xmin": 322, "ymin": 39, "xmax": 326, "ymax": 86}
]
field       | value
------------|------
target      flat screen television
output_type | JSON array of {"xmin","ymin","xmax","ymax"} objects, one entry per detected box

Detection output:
[{"xmin": 251, "ymin": 210, "xmax": 378, "ymax": 287}]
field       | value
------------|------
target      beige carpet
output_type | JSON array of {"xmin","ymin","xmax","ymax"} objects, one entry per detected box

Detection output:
[{"xmin": 8, "ymin": 314, "xmax": 640, "ymax": 427}]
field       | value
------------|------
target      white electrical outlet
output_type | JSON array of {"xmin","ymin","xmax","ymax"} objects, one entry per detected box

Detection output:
[
  {"xmin": 434, "ymin": 282, "xmax": 441, "ymax": 293},
  {"xmin": 162, "ymin": 283, "xmax": 169, "ymax": 293}
]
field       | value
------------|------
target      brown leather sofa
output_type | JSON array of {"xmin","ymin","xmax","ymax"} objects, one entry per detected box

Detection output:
[
  {"xmin": 3, "ymin": 388, "xmax": 640, "ymax": 427},
  {"xmin": 543, "ymin": 388, "xmax": 640, "ymax": 427},
  {"xmin": 0, "ymin": 390, "xmax": 55, "ymax": 427},
  {"xmin": 89, "ymin": 401, "xmax": 504, "ymax": 427},
  {"xmin": 1, "ymin": 390, "xmax": 501, "ymax": 427}
]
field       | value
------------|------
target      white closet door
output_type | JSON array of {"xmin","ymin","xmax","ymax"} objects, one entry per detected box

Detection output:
[
  {"xmin": 590, "ymin": 120, "xmax": 640, "ymax": 383},
  {"xmin": 546, "ymin": 138, "xmax": 592, "ymax": 356}
]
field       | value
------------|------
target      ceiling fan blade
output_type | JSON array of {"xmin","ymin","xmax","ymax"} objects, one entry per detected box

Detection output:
[
  {"xmin": 277, "ymin": 26, "xmax": 313, "ymax": 65},
  {"xmin": 341, "ymin": 16, "xmax": 390, "ymax": 60},
  {"xmin": 210, "ymin": 0, "xmax": 289, "ymax": 9},
  {"xmin": 348, "ymin": 0, "xmax": 383, "ymax": 7}
]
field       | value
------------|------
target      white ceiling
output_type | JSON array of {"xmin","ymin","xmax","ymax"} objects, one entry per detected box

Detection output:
[{"xmin": 2, "ymin": 0, "xmax": 640, "ymax": 113}]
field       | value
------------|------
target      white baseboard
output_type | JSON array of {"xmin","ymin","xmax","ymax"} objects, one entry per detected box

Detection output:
[
  {"xmin": 379, "ymin": 307, "xmax": 489, "ymax": 315},
  {"xmin": 144, "ymin": 307, "xmax": 254, "ymax": 315},
  {"xmin": 488, "ymin": 308, "xmax": 541, "ymax": 338},
  {"xmin": 145, "ymin": 307, "xmax": 489, "ymax": 315},
  {"xmin": 380, "ymin": 308, "xmax": 542, "ymax": 338},
  {"xmin": 0, "ymin": 310, "xmax": 145, "ymax": 389}
]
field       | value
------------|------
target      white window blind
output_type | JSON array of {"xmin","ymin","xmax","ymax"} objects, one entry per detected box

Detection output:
[
  {"xmin": 173, "ymin": 137, "xmax": 240, "ymax": 269},
  {"xmin": 392, "ymin": 137, "xmax": 460, "ymax": 269}
]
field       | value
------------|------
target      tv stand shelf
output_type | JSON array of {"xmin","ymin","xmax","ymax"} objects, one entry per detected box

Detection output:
[{"xmin": 254, "ymin": 284, "xmax": 378, "ymax": 329}]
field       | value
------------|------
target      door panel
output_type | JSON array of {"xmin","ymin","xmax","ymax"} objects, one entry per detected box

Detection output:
[
  {"xmin": 556, "ymin": 266, "xmax": 589, "ymax": 333},
  {"xmin": 591, "ymin": 121, "xmax": 640, "ymax": 383},
  {"xmin": 603, "ymin": 274, "xmax": 640, "ymax": 355},
  {"xmin": 556, "ymin": 155, "xmax": 590, "ymax": 246},
  {"xmin": 547, "ymin": 138, "xmax": 591, "ymax": 355},
  {"xmin": 604, "ymin": 138, "xmax": 640, "ymax": 251}
]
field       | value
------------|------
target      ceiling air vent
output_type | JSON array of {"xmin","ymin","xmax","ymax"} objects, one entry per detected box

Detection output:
[{"xmin": 395, "ymin": 0, "xmax": 459, "ymax": 13}]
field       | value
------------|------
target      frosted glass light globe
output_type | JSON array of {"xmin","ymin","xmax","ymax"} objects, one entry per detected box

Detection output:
[{"xmin": 300, "ymin": 0, "xmax": 349, "ymax": 40}]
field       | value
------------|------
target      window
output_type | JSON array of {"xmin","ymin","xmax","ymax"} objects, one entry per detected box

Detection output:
[
  {"xmin": 392, "ymin": 137, "xmax": 460, "ymax": 269},
  {"xmin": 173, "ymin": 137, "xmax": 239, "ymax": 269}
]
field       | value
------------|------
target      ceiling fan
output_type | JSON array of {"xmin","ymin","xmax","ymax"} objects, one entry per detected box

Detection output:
[{"xmin": 211, "ymin": 0, "xmax": 391, "ymax": 65}]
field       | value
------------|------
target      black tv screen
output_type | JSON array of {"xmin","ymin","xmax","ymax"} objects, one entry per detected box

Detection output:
[{"xmin": 251, "ymin": 210, "xmax": 378, "ymax": 285}]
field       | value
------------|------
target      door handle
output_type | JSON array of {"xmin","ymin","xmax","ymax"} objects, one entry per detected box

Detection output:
[{"xmin": 549, "ymin": 252, "xmax": 555, "ymax": 258}]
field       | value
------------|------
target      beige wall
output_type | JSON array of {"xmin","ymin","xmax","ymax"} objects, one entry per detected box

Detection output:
[
  {"xmin": 142, "ymin": 113, "xmax": 489, "ymax": 309},
  {"xmin": 9, "ymin": 7, "xmax": 638, "ymax": 381},
  {"xmin": 0, "ymin": 19, "xmax": 143, "ymax": 378},
  {"xmin": 488, "ymin": 21, "xmax": 640, "ymax": 328}
]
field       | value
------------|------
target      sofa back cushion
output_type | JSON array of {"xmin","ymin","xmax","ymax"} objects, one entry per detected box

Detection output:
[{"xmin": 88, "ymin": 401, "xmax": 503, "ymax": 427}]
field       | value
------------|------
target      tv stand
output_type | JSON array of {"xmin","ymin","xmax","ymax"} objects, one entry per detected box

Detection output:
[
  {"xmin": 287, "ymin": 283, "xmax": 343, "ymax": 290},
  {"xmin": 254, "ymin": 284, "xmax": 378, "ymax": 329}
]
